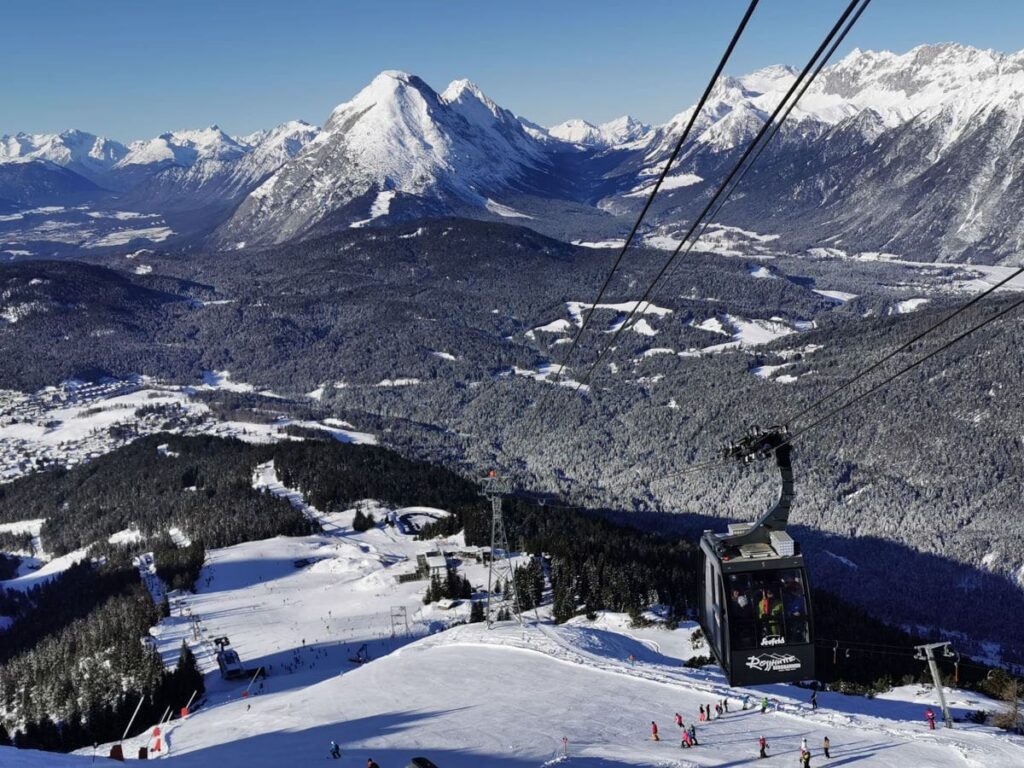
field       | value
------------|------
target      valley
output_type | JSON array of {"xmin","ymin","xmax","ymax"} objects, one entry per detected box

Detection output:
[{"xmin": 4, "ymin": 16, "xmax": 1024, "ymax": 764}]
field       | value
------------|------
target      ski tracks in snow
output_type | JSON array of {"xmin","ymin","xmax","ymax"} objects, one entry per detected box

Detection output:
[{"xmin": 427, "ymin": 622, "xmax": 1024, "ymax": 767}]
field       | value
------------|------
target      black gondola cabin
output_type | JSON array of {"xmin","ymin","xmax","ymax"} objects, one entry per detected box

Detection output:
[{"xmin": 697, "ymin": 427, "xmax": 815, "ymax": 686}]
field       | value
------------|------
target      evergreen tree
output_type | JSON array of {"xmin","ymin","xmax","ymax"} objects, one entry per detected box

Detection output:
[
  {"xmin": 174, "ymin": 641, "xmax": 205, "ymax": 705},
  {"xmin": 470, "ymin": 600, "xmax": 485, "ymax": 623},
  {"xmin": 445, "ymin": 567, "xmax": 460, "ymax": 600},
  {"xmin": 352, "ymin": 509, "xmax": 368, "ymax": 532}
]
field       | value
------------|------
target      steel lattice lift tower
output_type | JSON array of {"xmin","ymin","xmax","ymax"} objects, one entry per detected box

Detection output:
[{"xmin": 482, "ymin": 472, "xmax": 522, "ymax": 627}]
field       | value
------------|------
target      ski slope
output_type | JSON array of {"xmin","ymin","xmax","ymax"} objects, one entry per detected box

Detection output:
[
  {"xmin": 0, "ymin": 478, "xmax": 993, "ymax": 766},
  {"xmin": 0, "ymin": 474, "xmax": 1016, "ymax": 766}
]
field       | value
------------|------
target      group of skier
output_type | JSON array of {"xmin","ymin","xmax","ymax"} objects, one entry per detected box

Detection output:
[
  {"xmin": 756, "ymin": 734, "xmax": 829, "ymax": 764},
  {"xmin": 651, "ymin": 697, "xmax": 734, "ymax": 749},
  {"xmin": 647, "ymin": 692, "xmax": 836, "ymax": 763}
]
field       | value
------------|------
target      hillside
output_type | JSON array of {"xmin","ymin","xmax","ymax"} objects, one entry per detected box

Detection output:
[{"xmin": 2, "ymin": 218, "xmax": 1023, "ymax": 663}]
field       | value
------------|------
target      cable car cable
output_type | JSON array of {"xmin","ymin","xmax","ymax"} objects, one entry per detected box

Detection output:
[
  {"xmin": 569, "ymin": 0, "xmax": 867, "ymax": 396},
  {"xmin": 784, "ymin": 264, "xmax": 1024, "ymax": 429},
  {"xmin": 706, "ymin": 0, "xmax": 872, "ymax": 228},
  {"xmin": 781, "ymin": 292, "xmax": 1024, "ymax": 448},
  {"xmin": 507, "ymin": 0, "xmax": 763, "ymax": 490},
  {"xmin": 655, "ymin": 0, "xmax": 872, "ymax": 292},
  {"xmin": 544, "ymin": 0, "xmax": 762, "ymax": 396},
  {"xmin": 652, "ymin": 290, "xmax": 1024, "ymax": 485}
]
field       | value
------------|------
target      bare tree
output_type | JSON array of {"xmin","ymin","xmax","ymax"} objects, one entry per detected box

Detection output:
[{"xmin": 993, "ymin": 677, "xmax": 1023, "ymax": 733}]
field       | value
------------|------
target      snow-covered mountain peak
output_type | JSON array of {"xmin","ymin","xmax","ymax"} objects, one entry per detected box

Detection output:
[
  {"xmin": 549, "ymin": 116, "xmax": 650, "ymax": 147},
  {"xmin": 597, "ymin": 115, "xmax": 651, "ymax": 145},
  {"xmin": 737, "ymin": 64, "xmax": 798, "ymax": 95},
  {"xmin": 241, "ymin": 120, "xmax": 320, "ymax": 169},
  {"xmin": 440, "ymin": 78, "xmax": 513, "ymax": 127},
  {"xmin": 441, "ymin": 78, "xmax": 489, "ymax": 105},
  {"xmin": 817, "ymin": 42, "xmax": 1024, "ymax": 114},
  {"xmin": 117, "ymin": 125, "xmax": 246, "ymax": 168},
  {"xmin": 0, "ymin": 129, "xmax": 127, "ymax": 175},
  {"xmin": 549, "ymin": 118, "xmax": 602, "ymax": 145}
]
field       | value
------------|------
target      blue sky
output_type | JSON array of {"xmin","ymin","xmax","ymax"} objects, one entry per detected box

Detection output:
[{"xmin": 4, "ymin": 0, "xmax": 1023, "ymax": 141}]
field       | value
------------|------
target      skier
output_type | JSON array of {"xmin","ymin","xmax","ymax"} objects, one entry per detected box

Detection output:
[
  {"xmin": 329, "ymin": 741, "xmax": 341, "ymax": 759},
  {"xmin": 760, "ymin": 696, "xmax": 769, "ymax": 714},
  {"xmin": 758, "ymin": 735, "xmax": 768, "ymax": 759},
  {"xmin": 674, "ymin": 712, "xmax": 683, "ymax": 728},
  {"xmin": 687, "ymin": 723, "xmax": 698, "ymax": 746},
  {"xmin": 801, "ymin": 737, "xmax": 808, "ymax": 754},
  {"xmin": 723, "ymin": 697, "xmax": 730, "ymax": 714},
  {"xmin": 651, "ymin": 721, "xmax": 660, "ymax": 741},
  {"xmin": 715, "ymin": 703, "xmax": 722, "ymax": 718},
  {"xmin": 699, "ymin": 705, "xmax": 706, "ymax": 722},
  {"xmin": 367, "ymin": 760, "xmax": 381, "ymax": 768},
  {"xmin": 680, "ymin": 729, "xmax": 692, "ymax": 748},
  {"xmin": 801, "ymin": 749, "xmax": 812, "ymax": 767},
  {"xmin": 925, "ymin": 708, "xmax": 936, "ymax": 730},
  {"xmin": 810, "ymin": 690, "xmax": 818, "ymax": 710},
  {"xmin": 823, "ymin": 736, "xmax": 831, "ymax": 758}
]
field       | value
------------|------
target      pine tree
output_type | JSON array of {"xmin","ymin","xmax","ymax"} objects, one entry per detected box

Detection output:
[
  {"xmin": 470, "ymin": 600, "xmax": 485, "ymax": 623},
  {"xmin": 352, "ymin": 509, "xmax": 368, "ymax": 532},
  {"xmin": 445, "ymin": 567, "xmax": 459, "ymax": 600},
  {"xmin": 174, "ymin": 641, "xmax": 204, "ymax": 705}
]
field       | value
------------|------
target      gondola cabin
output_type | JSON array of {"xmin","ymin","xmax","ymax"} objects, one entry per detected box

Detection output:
[
  {"xmin": 700, "ymin": 526, "xmax": 814, "ymax": 685},
  {"xmin": 697, "ymin": 426, "xmax": 815, "ymax": 686},
  {"xmin": 216, "ymin": 647, "xmax": 245, "ymax": 679},
  {"xmin": 213, "ymin": 636, "xmax": 246, "ymax": 679}
]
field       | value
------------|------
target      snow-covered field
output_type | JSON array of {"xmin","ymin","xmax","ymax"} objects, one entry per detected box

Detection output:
[
  {"xmin": 0, "ymin": 374, "xmax": 375, "ymax": 484},
  {"xmin": 0, "ymin": 476, "xmax": 1004, "ymax": 768}
]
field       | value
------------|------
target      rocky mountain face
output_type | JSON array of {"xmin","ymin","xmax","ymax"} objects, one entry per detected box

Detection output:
[
  {"xmin": 0, "ymin": 123, "xmax": 320, "ymax": 211},
  {"xmin": 5, "ymin": 44, "xmax": 1024, "ymax": 262},
  {"xmin": 626, "ymin": 45, "xmax": 1024, "ymax": 264},
  {"xmin": 210, "ymin": 44, "xmax": 1024, "ymax": 261},
  {"xmin": 215, "ymin": 72, "xmax": 557, "ymax": 247}
]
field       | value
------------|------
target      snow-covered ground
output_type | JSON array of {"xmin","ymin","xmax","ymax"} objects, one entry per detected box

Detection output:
[
  {"xmin": 683, "ymin": 315, "xmax": 800, "ymax": 356},
  {"xmin": 17, "ymin": 483, "xmax": 1010, "ymax": 768},
  {"xmin": 350, "ymin": 190, "xmax": 397, "ymax": 228},
  {"xmin": 485, "ymin": 198, "xmax": 534, "ymax": 219},
  {"xmin": 0, "ymin": 375, "xmax": 375, "ymax": 484}
]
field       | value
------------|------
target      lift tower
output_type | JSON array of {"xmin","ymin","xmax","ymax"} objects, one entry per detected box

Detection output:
[
  {"xmin": 481, "ymin": 472, "xmax": 522, "ymax": 627},
  {"xmin": 915, "ymin": 641, "xmax": 955, "ymax": 728}
]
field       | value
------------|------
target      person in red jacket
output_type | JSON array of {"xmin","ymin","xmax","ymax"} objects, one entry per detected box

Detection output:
[
  {"xmin": 651, "ymin": 721, "xmax": 660, "ymax": 741},
  {"xmin": 674, "ymin": 712, "xmax": 683, "ymax": 728},
  {"xmin": 758, "ymin": 735, "xmax": 768, "ymax": 759},
  {"xmin": 925, "ymin": 708, "xmax": 936, "ymax": 730}
]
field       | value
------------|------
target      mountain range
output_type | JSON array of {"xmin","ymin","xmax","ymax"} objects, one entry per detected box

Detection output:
[{"xmin": 4, "ymin": 43, "xmax": 1024, "ymax": 263}]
